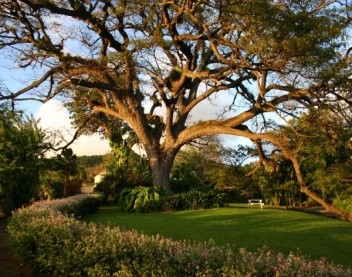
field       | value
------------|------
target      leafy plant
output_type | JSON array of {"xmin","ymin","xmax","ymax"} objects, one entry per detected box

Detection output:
[
  {"xmin": 139, "ymin": 189, "xmax": 226, "ymax": 212},
  {"xmin": 119, "ymin": 186, "xmax": 164, "ymax": 212}
]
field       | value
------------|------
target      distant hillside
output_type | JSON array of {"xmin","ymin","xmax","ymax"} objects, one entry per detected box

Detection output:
[{"xmin": 77, "ymin": 155, "xmax": 105, "ymax": 168}]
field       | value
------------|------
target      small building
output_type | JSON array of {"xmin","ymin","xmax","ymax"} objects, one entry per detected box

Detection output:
[
  {"xmin": 94, "ymin": 170, "xmax": 108, "ymax": 186},
  {"xmin": 81, "ymin": 183, "xmax": 94, "ymax": 194}
]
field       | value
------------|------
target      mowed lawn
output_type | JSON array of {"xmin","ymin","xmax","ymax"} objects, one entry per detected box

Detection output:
[{"xmin": 83, "ymin": 204, "xmax": 352, "ymax": 267}]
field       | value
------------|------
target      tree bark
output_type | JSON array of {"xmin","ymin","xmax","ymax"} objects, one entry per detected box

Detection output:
[{"xmin": 147, "ymin": 149, "xmax": 177, "ymax": 192}]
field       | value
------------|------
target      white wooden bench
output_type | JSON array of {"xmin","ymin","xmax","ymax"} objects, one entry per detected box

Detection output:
[{"xmin": 247, "ymin": 199, "xmax": 264, "ymax": 209}]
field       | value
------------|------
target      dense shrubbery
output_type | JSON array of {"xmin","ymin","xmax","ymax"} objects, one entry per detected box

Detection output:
[
  {"xmin": 118, "ymin": 187, "xmax": 226, "ymax": 212},
  {"xmin": 333, "ymin": 196, "xmax": 352, "ymax": 217},
  {"xmin": 8, "ymin": 195, "xmax": 351, "ymax": 276}
]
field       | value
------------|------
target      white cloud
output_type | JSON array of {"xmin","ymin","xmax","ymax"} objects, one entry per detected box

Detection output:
[
  {"xmin": 33, "ymin": 95, "xmax": 252, "ymax": 158},
  {"xmin": 35, "ymin": 100, "xmax": 110, "ymax": 156}
]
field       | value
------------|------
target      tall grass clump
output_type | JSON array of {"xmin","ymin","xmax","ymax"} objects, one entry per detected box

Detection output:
[{"xmin": 7, "ymin": 194, "xmax": 351, "ymax": 276}]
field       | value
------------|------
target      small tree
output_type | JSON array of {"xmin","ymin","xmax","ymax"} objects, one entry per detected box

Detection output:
[{"xmin": 0, "ymin": 106, "xmax": 46, "ymax": 215}]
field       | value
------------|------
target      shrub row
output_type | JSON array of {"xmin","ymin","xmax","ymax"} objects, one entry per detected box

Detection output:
[
  {"xmin": 28, "ymin": 193, "xmax": 103, "ymax": 217},
  {"xmin": 8, "ymin": 195, "xmax": 351, "ymax": 276},
  {"xmin": 119, "ymin": 187, "xmax": 226, "ymax": 212}
]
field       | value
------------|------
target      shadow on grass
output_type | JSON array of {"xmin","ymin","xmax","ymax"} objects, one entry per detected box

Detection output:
[{"xmin": 83, "ymin": 204, "xmax": 352, "ymax": 268}]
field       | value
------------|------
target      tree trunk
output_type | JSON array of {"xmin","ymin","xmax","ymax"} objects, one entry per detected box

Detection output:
[
  {"xmin": 284, "ymin": 148, "xmax": 352, "ymax": 221},
  {"xmin": 148, "ymin": 150, "xmax": 177, "ymax": 192}
]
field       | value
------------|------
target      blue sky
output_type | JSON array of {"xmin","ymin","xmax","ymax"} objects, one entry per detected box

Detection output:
[{"xmin": 0, "ymin": 65, "xmax": 110, "ymax": 155}]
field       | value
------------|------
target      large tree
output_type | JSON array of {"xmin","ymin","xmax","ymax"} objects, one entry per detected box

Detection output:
[{"xmin": 0, "ymin": 0, "xmax": 350, "ymax": 190}]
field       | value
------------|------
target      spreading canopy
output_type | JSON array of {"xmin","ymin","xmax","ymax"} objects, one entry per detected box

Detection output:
[{"xmin": 0, "ymin": 0, "xmax": 351, "ymax": 189}]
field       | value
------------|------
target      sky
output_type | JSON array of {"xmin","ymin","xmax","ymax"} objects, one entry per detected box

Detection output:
[{"xmin": 34, "ymin": 100, "xmax": 111, "ymax": 156}]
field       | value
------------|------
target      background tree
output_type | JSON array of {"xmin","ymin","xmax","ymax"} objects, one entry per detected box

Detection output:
[
  {"xmin": 94, "ymin": 140, "xmax": 151, "ymax": 202},
  {"xmin": 246, "ymin": 108, "xmax": 352, "ymax": 219},
  {"xmin": 171, "ymin": 138, "xmax": 223, "ymax": 192},
  {"xmin": 280, "ymin": 109, "xmax": 352, "ymax": 215},
  {"xmin": 0, "ymin": 0, "xmax": 350, "ymax": 192},
  {"xmin": 171, "ymin": 139, "xmax": 252, "ymax": 203},
  {"xmin": 251, "ymin": 153, "xmax": 298, "ymax": 207},
  {"xmin": 0, "ymin": 106, "xmax": 46, "ymax": 216}
]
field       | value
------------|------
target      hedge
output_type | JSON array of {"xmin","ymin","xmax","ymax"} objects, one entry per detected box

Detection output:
[{"xmin": 7, "ymin": 195, "xmax": 351, "ymax": 276}]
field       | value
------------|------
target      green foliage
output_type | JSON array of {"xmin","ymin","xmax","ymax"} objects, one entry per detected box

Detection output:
[
  {"xmin": 253, "ymin": 158, "xmax": 299, "ymax": 206},
  {"xmin": 38, "ymin": 148, "xmax": 82, "ymax": 199},
  {"xmin": 279, "ymin": 110, "xmax": 352, "ymax": 207},
  {"xmin": 171, "ymin": 140, "xmax": 237, "ymax": 191},
  {"xmin": 93, "ymin": 174, "xmax": 119, "ymax": 202},
  {"xmin": 118, "ymin": 185, "xmax": 226, "ymax": 213},
  {"xmin": 8, "ymin": 200, "xmax": 351, "ymax": 276},
  {"xmin": 0, "ymin": 107, "xmax": 46, "ymax": 216},
  {"xmin": 170, "ymin": 175, "xmax": 203, "ymax": 193},
  {"xmin": 54, "ymin": 148, "xmax": 79, "ymax": 181},
  {"xmin": 138, "ymin": 189, "xmax": 226, "ymax": 213},
  {"xmin": 165, "ymin": 190, "xmax": 226, "ymax": 211},
  {"xmin": 119, "ymin": 186, "xmax": 164, "ymax": 212},
  {"xmin": 223, "ymin": 0, "xmax": 344, "ymax": 72},
  {"xmin": 252, "ymin": 108, "xmax": 352, "ymax": 211},
  {"xmin": 333, "ymin": 196, "xmax": 352, "ymax": 216},
  {"xmin": 95, "ymin": 143, "xmax": 152, "ymax": 202},
  {"xmin": 40, "ymin": 181, "xmax": 65, "ymax": 200},
  {"xmin": 76, "ymin": 155, "xmax": 104, "ymax": 168}
]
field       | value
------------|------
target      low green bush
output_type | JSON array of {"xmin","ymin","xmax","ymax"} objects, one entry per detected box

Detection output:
[
  {"xmin": 119, "ymin": 186, "xmax": 165, "ymax": 212},
  {"xmin": 333, "ymin": 196, "xmax": 352, "ymax": 217},
  {"xmin": 8, "ymin": 203, "xmax": 351, "ymax": 276},
  {"xmin": 119, "ymin": 187, "xmax": 226, "ymax": 213},
  {"xmin": 141, "ymin": 189, "xmax": 226, "ymax": 212},
  {"xmin": 7, "ymin": 194, "xmax": 101, "ymax": 265}
]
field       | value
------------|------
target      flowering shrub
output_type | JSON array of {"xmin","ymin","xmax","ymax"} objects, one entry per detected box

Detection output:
[
  {"xmin": 28, "ymin": 193, "xmax": 102, "ymax": 217},
  {"xmin": 8, "ymin": 194, "xmax": 351, "ymax": 276}
]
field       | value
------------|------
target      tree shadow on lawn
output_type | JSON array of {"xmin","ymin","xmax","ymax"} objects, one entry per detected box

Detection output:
[
  {"xmin": 163, "ymin": 206, "xmax": 352, "ymax": 267},
  {"xmin": 85, "ymin": 204, "xmax": 352, "ymax": 267}
]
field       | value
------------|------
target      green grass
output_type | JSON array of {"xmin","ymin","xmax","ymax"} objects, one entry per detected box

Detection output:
[{"xmin": 83, "ymin": 204, "xmax": 352, "ymax": 267}]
